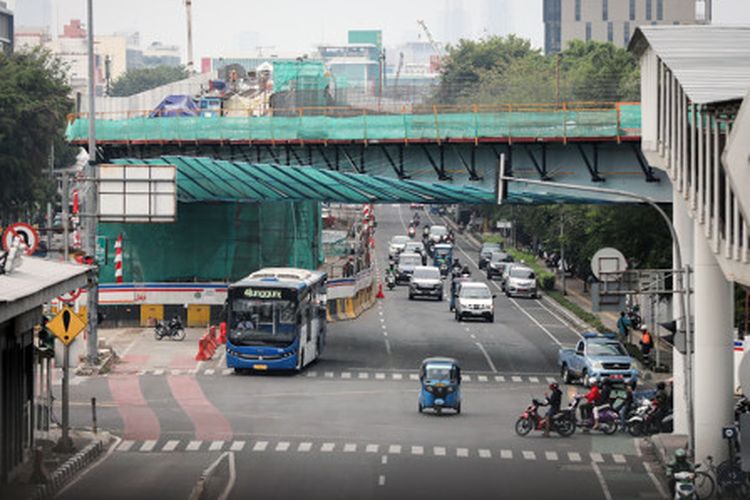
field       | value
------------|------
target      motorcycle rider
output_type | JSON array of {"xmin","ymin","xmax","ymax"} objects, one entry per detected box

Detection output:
[
  {"xmin": 646, "ymin": 381, "xmax": 670, "ymax": 430},
  {"xmin": 579, "ymin": 380, "xmax": 601, "ymax": 430},
  {"xmin": 460, "ymin": 265, "xmax": 471, "ymax": 278},
  {"xmin": 541, "ymin": 382, "xmax": 563, "ymax": 437},
  {"xmin": 666, "ymin": 448, "xmax": 694, "ymax": 496},
  {"xmin": 451, "ymin": 258, "xmax": 462, "ymax": 277},
  {"xmin": 593, "ymin": 379, "xmax": 613, "ymax": 430},
  {"xmin": 616, "ymin": 382, "xmax": 636, "ymax": 432}
]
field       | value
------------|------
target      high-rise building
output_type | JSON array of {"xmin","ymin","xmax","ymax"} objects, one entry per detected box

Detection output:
[
  {"xmin": 543, "ymin": 0, "xmax": 700, "ymax": 54},
  {"xmin": 0, "ymin": 1, "xmax": 12, "ymax": 55},
  {"xmin": 486, "ymin": 0, "xmax": 511, "ymax": 37}
]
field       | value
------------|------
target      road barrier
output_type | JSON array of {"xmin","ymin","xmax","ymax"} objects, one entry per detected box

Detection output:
[{"xmin": 195, "ymin": 326, "xmax": 218, "ymax": 361}]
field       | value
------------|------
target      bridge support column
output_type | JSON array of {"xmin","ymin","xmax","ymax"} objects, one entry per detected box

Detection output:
[
  {"xmin": 693, "ymin": 219, "xmax": 734, "ymax": 463},
  {"xmin": 672, "ymin": 194, "xmax": 693, "ymax": 435}
]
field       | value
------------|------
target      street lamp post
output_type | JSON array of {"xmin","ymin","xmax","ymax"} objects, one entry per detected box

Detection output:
[
  {"xmin": 499, "ymin": 173, "xmax": 694, "ymax": 457},
  {"xmin": 85, "ymin": 0, "xmax": 99, "ymax": 366}
]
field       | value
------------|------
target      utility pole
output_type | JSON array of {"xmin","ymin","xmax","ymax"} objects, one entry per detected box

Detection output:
[
  {"xmin": 560, "ymin": 209, "xmax": 567, "ymax": 295},
  {"xmin": 85, "ymin": 0, "xmax": 99, "ymax": 366},
  {"xmin": 185, "ymin": 0, "xmax": 195, "ymax": 73}
]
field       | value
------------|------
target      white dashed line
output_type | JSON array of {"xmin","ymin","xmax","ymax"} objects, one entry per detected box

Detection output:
[
  {"xmin": 613, "ymin": 454, "xmax": 627, "ymax": 464},
  {"xmin": 366, "ymin": 444, "xmax": 379, "ymax": 453},
  {"xmin": 392, "ymin": 373, "xmax": 403, "ymax": 380},
  {"xmin": 381, "ymin": 455, "xmax": 388, "ymax": 465},
  {"xmin": 298, "ymin": 442, "xmax": 312, "ymax": 452},
  {"xmin": 409, "ymin": 374, "xmax": 419, "ymax": 380},
  {"xmin": 375, "ymin": 373, "xmax": 386, "ymax": 380},
  {"xmin": 545, "ymin": 451, "xmax": 558, "ymax": 461},
  {"xmin": 230, "ymin": 441, "xmax": 246, "ymax": 452},
  {"xmin": 378, "ymin": 475, "xmax": 386, "ymax": 486},
  {"xmin": 275, "ymin": 441, "xmax": 290, "ymax": 452},
  {"xmin": 433, "ymin": 446, "xmax": 446, "ymax": 456},
  {"xmin": 321, "ymin": 443, "xmax": 335, "ymax": 452},
  {"xmin": 252, "ymin": 441, "xmax": 268, "ymax": 452},
  {"xmin": 456, "ymin": 448, "xmax": 469, "ymax": 458},
  {"xmin": 590, "ymin": 452, "xmax": 604, "ymax": 463},
  {"xmin": 358, "ymin": 372, "xmax": 369, "ymax": 379},
  {"xmin": 162, "ymin": 440, "xmax": 180, "ymax": 452},
  {"xmin": 568, "ymin": 452, "xmax": 582, "ymax": 462},
  {"xmin": 522, "ymin": 451, "xmax": 536, "ymax": 460},
  {"xmin": 411, "ymin": 446, "xmax": 424, "ymax": 456},
  {"xmin": 388, "ymin": 444, "xmax": 402, "ymax": 454},
  {"xmin": 478, "ymin": 375, "xmax": 488, "ymax": 382},
  {"xmin": 209, "ymin": 441, "xmax": 224, "ymax": 451},
  {"xmin": 186, "ymin": 440, "xmax": 203, "ymax": 451},
  {"xmin": 344, "ymin": 443, "xmax": 357, "ymax": 453},
  {"xmin": 500, "ymin": 449, "xmax": 513, "ymax": 459},
  {"xmin": 478, "ymin": 449, "xmax": 492, "ymax": 458}
]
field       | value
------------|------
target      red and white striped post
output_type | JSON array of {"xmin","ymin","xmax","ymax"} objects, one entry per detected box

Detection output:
[{"xmin": 114, "ymin": 233, "xmax": 123, "ymax": 283}]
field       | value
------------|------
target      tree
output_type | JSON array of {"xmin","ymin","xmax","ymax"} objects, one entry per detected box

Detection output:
[
  {"xmin": 0, "ymin": 48, "xmax": 72, "ymax": 223},
  {"xmin": 110, "ymin": 65, "xmax": 188, "ymax": 97},
  {"xmin": 559, "ymin": 40, "xmax": 640, "ymax": 102}
]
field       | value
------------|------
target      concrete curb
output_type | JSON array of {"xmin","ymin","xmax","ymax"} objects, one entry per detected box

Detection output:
[
  {"xmin": 29, "ymin": 440, "xmax": 105, "ymax": 500},
  {"xmin": 539, "ymin": 294, "xmax": 592, "ymax": 332}
]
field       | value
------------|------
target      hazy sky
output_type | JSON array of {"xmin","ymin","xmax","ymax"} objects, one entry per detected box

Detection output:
[{"xmin": 10, "ymin": 0, "xmax": 750, "ymax": 61}]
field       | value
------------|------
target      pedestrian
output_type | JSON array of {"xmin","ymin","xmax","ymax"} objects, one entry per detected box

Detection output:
[
  {"xmin": 617, "ymin": 311, "xmax": 631, "ymax": 343},
  {"xmin": 343, "ymin": 258, "xmax": 355, "ymax": 277}
]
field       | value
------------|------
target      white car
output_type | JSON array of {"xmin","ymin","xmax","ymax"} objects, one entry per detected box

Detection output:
[
  {"xmin": 454, "ymin": 282, "xmax": 495, "ymax": 323},
  {"xmin": 389, "ymin": 235, "xmax": 410, "ymax": 259},
  {"xmin": 428, "ymin": 225, "xmax": 448, "ymax": 243},
  {"xmin": 504, "ymin": 265, "xmax": 538, "ymax": 299}
]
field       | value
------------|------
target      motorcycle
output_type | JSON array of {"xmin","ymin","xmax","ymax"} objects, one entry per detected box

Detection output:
[
  {"xmin": 515, "ymin": 398, "xmax": 576, "ymax": 437},
  {"xmin": 570, "ymin": 396, "xmax": 620, "ymax": 435},
  {"xmin": 627, "ymin": 399, "xmax": 673, "ymax": 436},
  {"xmin": 408, "ymin": 226, "xmax": 416, "ymax": 239},
  {"xmin": 154, "ymin": 317, "xmax": 186, "ymax": 341},
  {"xmin": 673, "ymin": 471, "xmax": 697, "ymax": 499},
  {"xmin": 735, "ymin": 394, "xmax": 750, "ymax": 424},
  {"xmin": 386, "ymin": 272, "xmax": 396, "ymax": 290}
]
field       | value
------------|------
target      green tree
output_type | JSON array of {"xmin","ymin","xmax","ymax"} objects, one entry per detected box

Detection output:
[
  {"xmin": 0, "ymin": 48, "xmax": 72, "ymax": 222},
  {"xmin": 560, "ymin": 40, "xmax": 640, "ymax": 102},
  {"xmin": 110, "ymin": 65, "xmax": 188, "ymax": 97}
]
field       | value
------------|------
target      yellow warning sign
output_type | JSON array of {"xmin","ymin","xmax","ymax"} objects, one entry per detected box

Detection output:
[{"xmin": 46, "ymin": 306, "xmax": 87, "ymax": 345}]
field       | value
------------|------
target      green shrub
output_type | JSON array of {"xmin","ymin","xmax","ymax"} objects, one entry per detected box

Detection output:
[{"xmin": 482, "ymin": 233, "xmax": 505, "ymax": 245}]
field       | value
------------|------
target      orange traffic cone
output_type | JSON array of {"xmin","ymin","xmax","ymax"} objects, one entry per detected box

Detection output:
[{"xmin": 376, "ymin": 283, "xmax": 385, "ymax": 299}]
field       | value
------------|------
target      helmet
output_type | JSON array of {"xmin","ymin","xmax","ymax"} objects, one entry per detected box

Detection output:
[
  {"xmin": 549, "ymin": 382, "xmax": 559, "ymax": 391},
  {"xmin": 641, "ymin": 325, "xmax": 648, "ymax": 331},
  {"xmin": 657, "ymin": 382, "xmax": 666, "ymax": 390},
  {"xmin": 674, "ymin": 448, "xmax": 687, "ymax": 461}
]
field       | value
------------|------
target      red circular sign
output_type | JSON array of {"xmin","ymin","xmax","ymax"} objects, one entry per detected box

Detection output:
[
  {"xmin": 2, "ymin": 223, "xmax": 39, "ymax": 255},
  {"xmin": 57, "ymin": 288, "xmax": 83, "ymax": 303}
]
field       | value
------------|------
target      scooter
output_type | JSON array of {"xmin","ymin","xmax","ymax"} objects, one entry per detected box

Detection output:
[
  {"xmin": 627, "ymin": 399, "xmax": 673, "ymax": 436},
  {"xmin": 386, "ymin": 272, "xmax": 396, "ymax": 290},
  {"xmin": 154, "ymin": 317, "xmax": 186, "ymax": 341},
  {"xmin": 570, "ymin": 396, "xmax": 620, "ymax": 435},
  {"xmin": 514, "ymin": 399, "xmax": 576, "ymax": 437},
  {"xmin": 408, "ymin": 226, "xmax": 416, "ymax": 239},
  {"xmin": 673, "ymin": 471, "xmax": 697, "ymax": 499}
]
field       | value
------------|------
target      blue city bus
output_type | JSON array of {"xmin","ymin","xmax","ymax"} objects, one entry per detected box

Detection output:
[{"xmin": 225, "ymin": 268, "xmax": 327, "ymax": 372}]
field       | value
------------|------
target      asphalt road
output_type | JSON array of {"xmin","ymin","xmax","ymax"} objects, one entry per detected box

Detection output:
[{"xmin": 55, "ymin": 205, "xmax": 664, "ymax": 500}]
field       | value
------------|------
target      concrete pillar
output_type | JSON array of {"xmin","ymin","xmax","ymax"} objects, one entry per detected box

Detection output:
[
  {"xmin": 672, "ymin": 194, "xmax": 693, "ymax": 435},
  {"xmin": 693, "ymin": 218, "xmax": 734, "ymax": 463}
]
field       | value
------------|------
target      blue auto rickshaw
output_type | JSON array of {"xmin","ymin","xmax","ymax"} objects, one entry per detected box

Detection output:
[
  {"xmin": 418, "ymin": 357, "xmax": 462, "ymax": 415},
  {"xmin": 432, "ymin": 243, "xmax": 453, "ymax": 277}
]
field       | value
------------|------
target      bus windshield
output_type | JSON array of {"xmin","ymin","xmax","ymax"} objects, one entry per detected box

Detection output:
[{"xmin": 229, "ymin": 299, "xmax": 298, "ymax": 346}]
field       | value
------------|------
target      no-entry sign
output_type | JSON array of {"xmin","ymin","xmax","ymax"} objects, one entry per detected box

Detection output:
[{"xmin": 2, "ymin": 222, "xmax": 39, "ymax": 255}]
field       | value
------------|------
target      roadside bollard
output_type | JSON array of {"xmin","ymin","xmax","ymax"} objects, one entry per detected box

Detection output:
[{"xmin": 91, "ymin": 397, "xmax": 97, "ymax": 434}]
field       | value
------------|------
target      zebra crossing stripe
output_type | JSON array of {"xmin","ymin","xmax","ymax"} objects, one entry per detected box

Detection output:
[
  {"xmin": 162, "ymin": 440, "xmax": 180, "ymax": 452},
  {"xmin": 306, "ymin": 371, "xmax": 317, "ymax": 378},
  {"xmin": 186, "ymin": 440, "xmax": 202, "ymax": 451},
  {"xmin": 230, "ymin": 441, "xmax": 246, "ymax": 451},
  {"xmin": 366, "ymin": 444, "xmax": 379, "ymax": 453},
  {"xmin": 321, "ymin": 443, "xmax": 335, "ymax": 452},
  {"xmin": 343, "ymin": 443, "xmax": 357, "ymax": 453},
  {"xmin": 341, "ymin": 372, "xmax": 352, "ymax": 379},
  {"xmin": 495, "ymin": 375, "xmax": 506, "ymax": 382},
  {"xmin": 545, "ymin": 451, "xmax": 558, "ymax": 461},
  {"xmin": 171, "ymin": 369, "xmax": 182, "ymax": 375},
  {"xmin": 209, "ymin": 441, "xmax": 224, "ymax": 451},
  {"xmin": 358, "ymin": 373, "xmax": 369, "ymax": 379},
  {"xmin": 590, "ymin": 452, "xmax": 604, "ymax": 463},
  {"xmin": 500, "ymin": 449, "xmax": 513, "ymax": 459},
  {"xmin": 298, "ymin": 442, "xmax": 312, "ymax": 452},
  {"xmin": 409, "ymin": 374, "xmax": 419, "ymax": 381},
  {"xmin": 276, "ymin": 442, "xmax": 290, "ymax": 452},
  {"xmin": 392, "ymin": 373, "xmax": 403, "ymax": 380},
  {"xmin": 478, "ymin": 375, "xmax": 488, "ymax": 382},
  {"xmin": 613, "ymin": 454, "xmax": 627, "ymax": 464},
  {"xmin": 568, "ymin": 452, "xmax": 582, "ymax": 462},
  {"xmin": 118, "ymin": 440, "xmax": 134, "ymax": 452},
  {"xmin": 411, "ymin": 446, "xmax": 424, "ymax": 456},
  {"xmin": 522, "ymin": 451, "xmax": 536, "ymax": 460},
  {"xmin": 529, "ymin": 376, "xmax": 540, "ymax": 383},
  {"xmin": 388, "ymin": 444, "xmax": 402, "ymax": 454},
  {"xmin": 546, "ymin": 377, "xmax": 557, "ymax": 383},
  {"xmin": 456, "ymin": 448, "xmax": 469, "ymax": 458},
  {"xmin": 205, "ymin": 369, "xmax": 215, "ymax": 375},
  {"xmin": 140, "ymin": 440, "xmax": 157, "ymax": 452},
  {"xmin": 512, "ymin": 376, "xmax": 522, "ymax": 382},
  {"xmin": 375, "ymin": 373, "xmax": 386, "ymax": 380},
  {"xmin": 153, "ymin": 369, "xmax": 164, "ymax": 376},
  {"xmin": 325, "ymin": 372, "xmax": 334, "ymax": 378},
  {"xmin": 252, "ymin": 441, "xmax": 268, "ymax": 452},
  {"xmin": 463, "ymin": 375, "xmax": 472, "ymax": 382},
  {"xmin": 478, "ymin": 449, "xmax": 491, "ymax": 458},
  {"xmin": 222, "ymin": 369, "xmax": 232, "ymax": 375},
  {"xmin": 433, "ymin": 446, "xmax": 446, "ymax": 456}
]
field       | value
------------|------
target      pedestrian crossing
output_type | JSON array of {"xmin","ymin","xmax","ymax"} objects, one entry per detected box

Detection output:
[
  {"xmin": 98, "ymin": 368, "xmax": 559, "ymax": 385},
  {"xmin": 114, "ymin": 437, "xmax": 634, "ymax": 466}
]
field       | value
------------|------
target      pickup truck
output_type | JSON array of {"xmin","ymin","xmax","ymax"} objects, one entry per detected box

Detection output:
[{"xmin": 558, "ymin": 333, "xmax": 639, "ymax": 386}]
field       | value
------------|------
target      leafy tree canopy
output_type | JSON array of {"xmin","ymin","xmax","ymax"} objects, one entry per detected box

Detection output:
[
  {"xmin": 0, "ymin": 48, "xmax": 72, "ymax": 221},
  {"xmin": 110, "ymin": 65, "xmax": 188, "ymax": 97}
]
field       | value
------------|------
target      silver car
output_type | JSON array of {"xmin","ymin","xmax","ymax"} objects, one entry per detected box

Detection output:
[
  {"xmin": 504, "ymin": 265, "xmax": 538, "ymax": 299},
  {"xmin": 409, "ymin": 266, "xmax": 443, "ymax": 301},
  {"xmin": 455, "ymin": 282, "xmax": 495, "ymax": 322}
]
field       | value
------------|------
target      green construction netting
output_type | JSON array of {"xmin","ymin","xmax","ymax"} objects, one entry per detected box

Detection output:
[
  {"xmin": 114, "ymin": 156, "xmax": 495, "ymax": 204},
  {"xmin": 272, "ymin": 60, "xmax": 329, "ymax": 92},
  {"xmin": 98, "ymin": 201, "xmax": 322, "ymax": 283},
  {"xmin": 66, "ymin": 105, "xmax": 642, "ymax": 143}
]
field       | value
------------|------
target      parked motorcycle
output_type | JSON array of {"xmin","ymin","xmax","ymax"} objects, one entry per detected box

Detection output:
[
  {"xmin": 154, "ymin": 317, "xmax": 186, "ymax": 341},
  {"xmin": 515, "ymin": 398, "xmax": 576, "ymax": 437},
  {"xmin": 570, "ymin": 396, "xmax": 620, "ymax": 435},
  {"xmin": 673, "ymin": 471, "xmax": 697, "ymax": 499}
]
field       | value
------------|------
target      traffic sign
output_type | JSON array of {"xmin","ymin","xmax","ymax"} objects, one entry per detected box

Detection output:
[
  {"xmin": 46, "ymin": 306, "xmax": 87, "ymax": 345},
  {"xmin": 591, "ymin": 247, "xmax": 628, "ymax": 282},
  {"xmin": 2, "ymin": 222, "xmax": 39, "ymax": 255},
  {"xmin": 57, "ymin": 288, "xmax": 83, "ymax": 304}
]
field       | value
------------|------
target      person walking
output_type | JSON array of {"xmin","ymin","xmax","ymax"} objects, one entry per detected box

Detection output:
[{"xmin": 617, "ymin": 311, "xmax": 632, "ymax": 343}]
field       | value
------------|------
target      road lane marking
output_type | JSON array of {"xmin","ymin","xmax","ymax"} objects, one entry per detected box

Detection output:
[
  {"xmin": 366, "ymin": 444, "xmax": 379, "ymax": 453},
  {"xmin": 495, "ymin": 375, "xmax": 506, "ymax": 382},
  {"xmin": 512, "ymin": 376, "xmax": 522, "ymax": 382},
  {"xmin": 167, "ymin": 374, "xmax": 233, "ymax": 441},
  {"xmin": 298, "ymin": 442, "xmax": 312, "ymax": 452},
  {"xmin": 547, "ymin": 377, "xmax": 557, "ymax": 383},
  {"xmin": 210, "ymin": 441, "xmax": 224, "ymax": 451},
  {"xmin": 384, "ymin": 339, "xmax": 392, "ymax": 355},
  {"xmin": 612, "ymin": 454, "xmax": 627, "ymax": 464},
  {"xmin": 359, "ymin": 372, "xmax": 370, "ymax": 379},
  {"xmin": 545, "ymin": 451, "xmax": 558, "ymax": 461},
  {"xmin": 170, "ymin": 369, "xmax": 182, "ymax": 375},
  {"xmin": 383, "ymin": 331, "xmax": 388, "ymax": 337},
  {"xmin": 463, "ymin": 374, "xmax": 472, "ymax": 382},
  {"xmin": 568, "ymin": 452, "xmax": 582, "ymax": 462},
  {"xmin": 411, "ymin": 446, "xmax": 424, "ymax": 455},
  {"xmin": 117, "ymin": 440, "xmax": 134, "ymax": 452},
  {"xmin": 306, "ymin": 371, "xmax": 317, "ymax": 378},
  {"xmin": 590, "ymin": 452, "xmax": 604, "ymax": 463},
  {"xmin": 381, "ymin": 455, "xmax": 388, "ymax": 464},
  {"xmin": 522, "ymin": 451, "xmax": 536, "ymax": 460},
  {"xmin": 433, "ymin": 446, "xmax": 446, "ymax": 456},
  {"xmin": 378, "ymin": 475, "xmax": 386, "ymax": 486},
  {"xmin": 162, "ymin": 440, "xmax": 180, "ymax": 452},
  {"xmin": 476, "ymin": 342, "xmax": 497, "ymax": 373},
  {"xmin": 343, "ymin": 443, "xmax": 357, "ymax": 453},
  {"xmin": 409, "ymin": 374, "xmax": 419, "ymax": 380},
  {"xmin": 643, "ymin": 460, "xmax": 669, "ymax": 499},
  {"xmin": 478, "ymin": 449, "xmax": 491, "ymax": 458},
  {"xmin": 205, "ymin": 369, "xmax": 215, "ymax": 375},
  {"xmin": 388, "ymin": 444, "xmax": 402, "ymax": 454},
  {"xmin": 252, "ymin": 441, "xmax": 267, "ymax": 452},
  {"xmin": 478, "ymin": 375, "xmax": 488, "ymax": 382},
  {"xmin": 470, "ymin": 334, "xmax": 477, "ymax": 339},
  {"xmin": 456, "ymin": 448, "xmax": 469, "ymax": 458},
  {"xmin": 591, "ymin": 460, "xmax": 614, "ymax": 500},
  {"xmin": 392, "ymin": 373, "xmax": 403, "ymax": 380},
  {"xmin": 324, "ymin": 371, "xmax": 334, "ymax": 378},
  {"xmin": 529, "ymin": 376, "xmax": 540, "ymax": 383},
  {"xmin": 187, "ymin": 440, "xmax": 203, "ymax": 451},
  {"xmin": 275, "ymin": 441, "xmax": 290, "ymax": 452},
  {"xmin": 221, "ymin": 369, "xmax": 232, "ymax": 375},
  {"xmin": 375, "ymin": 373, "xmax": 386, "ymax": 380},
  {"xmin": 500, "ymin": 449, "xmax": 513, "ymax": 459},
  {"xmin": 341, "ymin": 372, "xmax": 351, "ymax": 379},
  {"xmin": 321, "ymin": 442, "xmax": 335, "ymax": 452},
  {"xmin": 230, "ymin": 441, "xmax": 245, "ymax": 452}
]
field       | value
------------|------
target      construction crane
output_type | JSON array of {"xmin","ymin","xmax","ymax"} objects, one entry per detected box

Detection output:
[
  {"xmin": 394, "ymin": 52, "xmax": 405, "ymax": 87},
  {"xmin": 417, "ymin": 19, "xmax": 444, "ymax": 57}
]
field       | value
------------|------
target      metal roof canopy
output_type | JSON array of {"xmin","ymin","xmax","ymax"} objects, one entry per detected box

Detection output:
[
  {"xmin": 629, "ymin": 25, "xmax": 750, "ymax": 105},
  {"xmin": 114, "ymin": 156, "xmax": 496, "ymax": 205}
]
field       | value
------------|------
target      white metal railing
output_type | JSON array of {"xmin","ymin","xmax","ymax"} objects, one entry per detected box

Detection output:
[{"xmin": 653, "ymin": 57, "xmax": 750, "ymax": 285}]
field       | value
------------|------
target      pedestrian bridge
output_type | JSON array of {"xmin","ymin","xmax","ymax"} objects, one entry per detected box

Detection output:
[{"xmin": 69, "ymin": 102, "xmax": 673, "ymax": 204}]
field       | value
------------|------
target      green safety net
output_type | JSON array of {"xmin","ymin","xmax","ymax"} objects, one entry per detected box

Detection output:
[
  {"xmin": 272, "ymin": 60, "xmax": 329, "ymax": 92},
  {"xmin": 97, "ymin": 198, "xmax": 322, "ymax": 284},
  {"xmin": 66, "ymin": 105, "xmax": 642, "ymax": 143}
]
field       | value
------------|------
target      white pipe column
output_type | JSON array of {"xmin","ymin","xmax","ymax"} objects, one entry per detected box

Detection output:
[
  {"xmin": 693, "ymin": 218, "xmax": 734, "ymax": 462},
  {"xmin": 672, "ymin": 194, "xmax": 693, "ymax": 435}
]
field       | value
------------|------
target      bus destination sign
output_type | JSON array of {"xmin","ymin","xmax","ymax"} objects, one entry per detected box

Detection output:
[{"xmin": 244, "ymin": 288, "xmax": 284, "ymax": 300}]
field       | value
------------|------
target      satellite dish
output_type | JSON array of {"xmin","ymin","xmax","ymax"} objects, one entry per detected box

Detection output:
[{"xmin": 591, "ymin": 247, "xmax": 627, "ymax": 282}]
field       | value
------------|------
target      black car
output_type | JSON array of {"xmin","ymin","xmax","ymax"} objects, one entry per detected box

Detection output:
[
  {"xmin": 486, "ymin": 251, "xmax": 513, "ymax": 279},
  {"xmin": 478, "ymin": 243, "xmax": 502, "ymax": 269}
]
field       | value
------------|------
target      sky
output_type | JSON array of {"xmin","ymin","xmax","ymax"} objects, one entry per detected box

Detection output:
[{"xmin": 9, "ymin": 0, "xmax": 750, "ymax": 62}]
